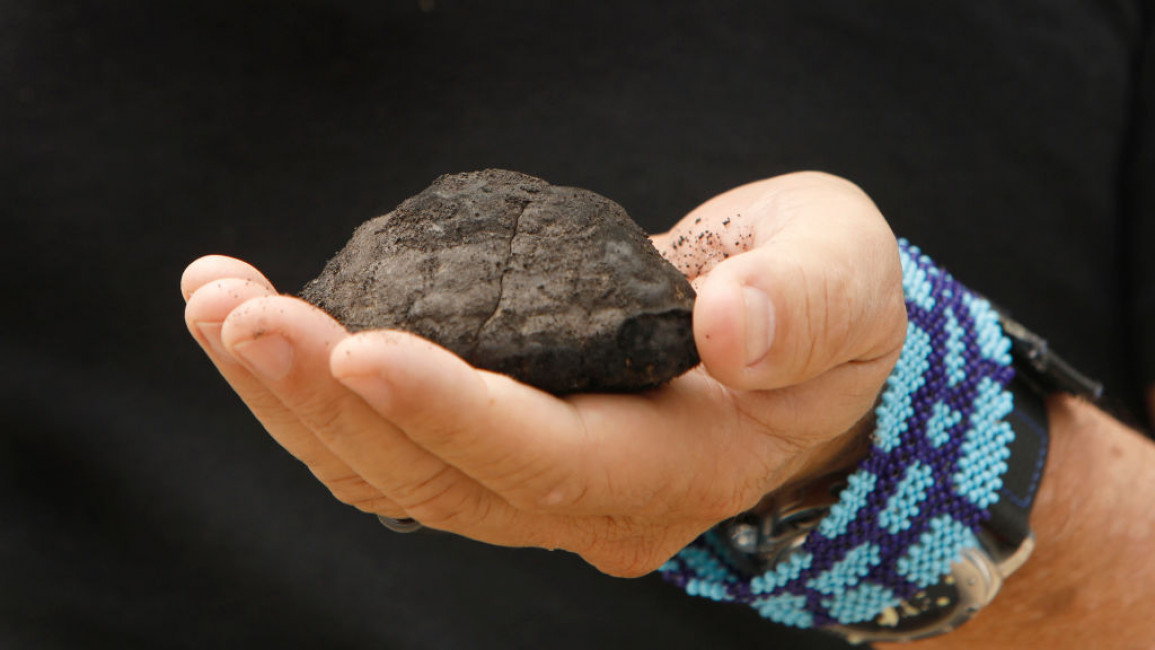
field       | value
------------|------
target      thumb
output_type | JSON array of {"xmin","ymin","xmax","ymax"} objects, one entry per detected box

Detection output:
[{"xmin": 688, "ymin": 172, "xmax": 907, "ymax": 392}]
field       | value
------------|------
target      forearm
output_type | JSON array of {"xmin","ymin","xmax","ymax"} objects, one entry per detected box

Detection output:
[{"xmin": 879, "ymin": 395, "xmax": 1155, "ymax": 650}]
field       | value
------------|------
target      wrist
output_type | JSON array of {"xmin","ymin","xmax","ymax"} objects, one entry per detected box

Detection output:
[
  {"xmin": 878, "ymin": 395, "xmax": 1155, "ymax": 648},
  {"xmin": 661, "ymin": 239, "xmax": 1039, "ymax": 638}
]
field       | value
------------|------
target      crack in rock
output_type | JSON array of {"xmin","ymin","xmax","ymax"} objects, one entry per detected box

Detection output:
[{"xmin": 472, "ymin": 197, "xmax": 528, "ymax": 356}]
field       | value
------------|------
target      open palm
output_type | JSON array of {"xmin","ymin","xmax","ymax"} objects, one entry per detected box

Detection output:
[{"xmin": 182, "ymin": 171, "xmax": 906, "ymax": 577}]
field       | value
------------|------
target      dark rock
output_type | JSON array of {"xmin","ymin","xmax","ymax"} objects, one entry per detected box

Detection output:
[{"xmin": 300, "ymin": 169, "xmax": 699, "ymax": 394}]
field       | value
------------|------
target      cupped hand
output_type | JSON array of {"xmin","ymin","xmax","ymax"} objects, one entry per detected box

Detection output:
[{"xmin": 181, "ymin": 171, "xmax": 907, "ymax": 577}]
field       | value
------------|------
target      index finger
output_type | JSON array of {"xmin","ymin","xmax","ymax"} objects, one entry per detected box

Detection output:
[{"xmin": 331, "ymin": 331, "xmax": 776, "ymax": 518}]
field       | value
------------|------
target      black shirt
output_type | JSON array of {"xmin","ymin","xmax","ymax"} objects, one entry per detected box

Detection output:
[{"xmin": 3, "ymin": 1, "xmax": 1152, "ymax": 648}]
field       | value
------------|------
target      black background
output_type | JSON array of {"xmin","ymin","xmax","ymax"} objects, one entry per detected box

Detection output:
[{"xmin": 3, "ymin": 1, "xmax": 1152, "ymax": 648}]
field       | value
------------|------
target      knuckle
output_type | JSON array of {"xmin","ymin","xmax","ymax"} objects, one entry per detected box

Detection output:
[
  {"xmin": 391, "ymin": 465, "xmax": 457, "ymax": 508},
  {"xmin": 392, "ymin": 467, "xmax": 490, "ymax": 531},
  {"xmin": 351, "ymin": 496, "xmax": 405, "ymax": 517},
  {"xmin": 299, "ymin": 391, "xmax": 370, "ymax": 438},
  {"xmin": 408, "ymin": 484, "xmax": 490, "ymax": 531},
  {"xmin": 499, "ymin": 464, "xmax": 585, "ymax": 513},
  {"xmin": 783, "ymin": 170, "xmax": 870, "ymax": 204},
  {"xmin": 323, "ymin": 474, "xmax": 382, "ymax": 508},
  {"xmin": 315, "ymin": 472, "xmax": 408, "ymax": 519}
]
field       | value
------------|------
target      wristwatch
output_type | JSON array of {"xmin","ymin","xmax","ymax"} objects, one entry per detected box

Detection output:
[{"xmin": 715, "ymin": 310, "xmax": 1100, "ymax": 644}]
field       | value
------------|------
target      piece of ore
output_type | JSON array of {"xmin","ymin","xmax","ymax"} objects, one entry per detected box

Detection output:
[{"xmin": 300, "ymin": 169, "xmax": 699, "ymax": 394}]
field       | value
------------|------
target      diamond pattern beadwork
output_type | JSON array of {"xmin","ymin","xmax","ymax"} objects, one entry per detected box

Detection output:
[{"xmin": 659, "ymin": 239, "xmax": 1016, "ymax": 628}]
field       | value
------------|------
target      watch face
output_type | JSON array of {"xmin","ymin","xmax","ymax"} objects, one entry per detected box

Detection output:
[
  {"xmin": 719, "ymin": 483, "xmax": 1036, "ymax": 644},
  {"xmin": 826, "ymin": 543, "xmax": 1010, "ymax": 644},
  {"xmin": 719, "ymin": 477, "xmax": 845, "ymax": 576}
]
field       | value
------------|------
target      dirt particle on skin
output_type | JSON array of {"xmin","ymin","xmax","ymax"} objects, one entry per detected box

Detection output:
[{"xmin": 663, "ymin": 215, "xmax": 755, "ymax": 279}]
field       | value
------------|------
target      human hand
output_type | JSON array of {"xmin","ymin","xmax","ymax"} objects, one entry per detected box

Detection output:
[{"xmin": 181, "ymin": 171, "xmax": 907, "ymax": 577}]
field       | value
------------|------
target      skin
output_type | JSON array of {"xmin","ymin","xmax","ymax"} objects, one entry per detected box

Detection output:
[
  {"xmin": 182, "ymin": 171, "xmax": 906, "ymax": 577},
  {"xmin": 878, "ymin": 395, "xmax": 1155, "ymax": 649},
  {"xmin": 183, "ymin": 171, "xmax": 1155, "ymax": 645}
]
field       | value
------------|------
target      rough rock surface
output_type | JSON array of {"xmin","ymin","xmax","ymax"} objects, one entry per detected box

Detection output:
[{"xmin": 301, "ymin": 169, "xmax": 698, "ymax": 394}]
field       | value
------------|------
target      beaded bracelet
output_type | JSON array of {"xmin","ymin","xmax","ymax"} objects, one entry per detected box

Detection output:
[{"xmin": 659, "ymin": 238, "xmax": 1017, "ymax": 629}]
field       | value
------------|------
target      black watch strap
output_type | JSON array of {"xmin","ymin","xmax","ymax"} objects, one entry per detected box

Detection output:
[{"xmin": 985, "ymin": 372, "xmax": 1049, "ymax": 550}]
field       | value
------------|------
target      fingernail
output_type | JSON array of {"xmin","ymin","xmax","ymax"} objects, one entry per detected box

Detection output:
[
  {"xmin": 194, "ymin": 321, "xmax": 231, "ymax": 359},
  {"xmin": 743, "ymin": 286, "xmax": 775, "ymax": 366},
  {"xmin": 232, "ymin": 334, "xmax": 294, "ymax": 381}
]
